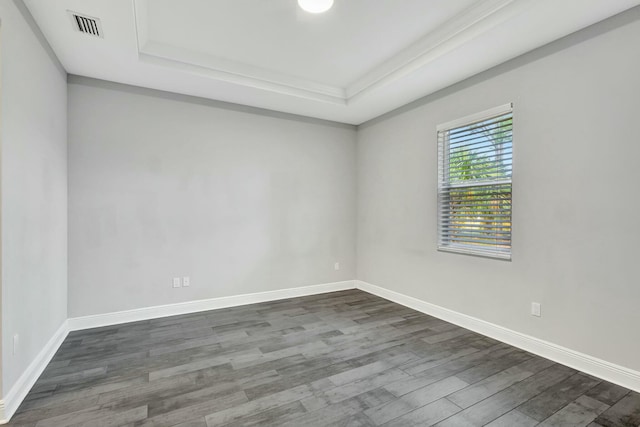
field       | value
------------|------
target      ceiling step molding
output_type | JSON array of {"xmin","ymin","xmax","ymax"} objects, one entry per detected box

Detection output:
[
  {"xmin": 345, "ymin": 0, "xmax": 527, "ymax": 101},
  {"xmin": 133, "ymin": 0, "xmax": 529, "ymax": 105}
]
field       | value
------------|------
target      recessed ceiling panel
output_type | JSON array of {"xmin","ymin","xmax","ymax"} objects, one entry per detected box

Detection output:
[{"xmin": 141, "ymin": 0, "xmax": 476, "ymax": 88}]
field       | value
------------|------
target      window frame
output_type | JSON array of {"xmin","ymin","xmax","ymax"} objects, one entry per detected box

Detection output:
[{"xmin": 436, "ymin": 103, "xmax": 513, "ymax": 261}]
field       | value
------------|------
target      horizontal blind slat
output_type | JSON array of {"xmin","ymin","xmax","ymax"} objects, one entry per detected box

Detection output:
[
  {"xmin": 449, "ymin": 128, "xmax": 513, "ymax": 148},
  {"xmin": 446, "ymin": 113, "xmax": 513, "ymax": 137},
  {"xmin": 447, "ymin": 158, "xmax": 513, "ymax": 172},
  {"xmin": 441, "ymin": 237, "xmax": 511, "ymax": 245},
  {"xmin": 448, "ymin": 145, "xmax": 512, "ymax": 160},
  {"xmin": 441, "ymin": 180, "xmax": 511, "ymax": 189},
  {"xmin": 440, "ymin": 225, "xmax": 511, "ymax": 231}
]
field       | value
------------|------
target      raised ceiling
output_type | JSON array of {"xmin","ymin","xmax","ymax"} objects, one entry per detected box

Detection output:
[
  {"xmin": 25, "ymin": 0, "xmax": 640, "ymax": 124},
  {"xmin": 141, "ymin": 0, "xmax": 477, "ymax": 89}
]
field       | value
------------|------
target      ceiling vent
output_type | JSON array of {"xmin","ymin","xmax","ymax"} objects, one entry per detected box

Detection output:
[{"xmin": 68, "ymin": 11, "xmax": 103, "ymax": 38}]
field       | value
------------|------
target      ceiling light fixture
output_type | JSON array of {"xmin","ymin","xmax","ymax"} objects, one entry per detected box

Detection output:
[{"xmin": 298, "ymin": 0, "xmax": 334, "ymax": 14}]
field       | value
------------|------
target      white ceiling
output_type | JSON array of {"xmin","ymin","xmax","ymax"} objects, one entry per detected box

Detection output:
[
  {"xmin": 25, "ymin": 0, "xmax": 640, "ymax": 124},
  {"xmin": 142, "ymin": 0, "xmax": 477, "ymax": 88}
]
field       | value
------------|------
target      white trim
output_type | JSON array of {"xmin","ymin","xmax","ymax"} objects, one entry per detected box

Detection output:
[
  {"xmin": 346, "ymin": 0, "xmax": 522, "ymax": 101},
  {"xmin": 68, "ymin": 280, "xmax": 356, "ymax": 331},
  {"xmin": 132, "ymin": 0, "xmax": 523, "ymax": 104},
  {"xmin": 437, "ymin": 245, "xmax": 511, "ymax": 261},
  {"xmin": 355, "ymin": 280, "xmax": 640, "ymax": 393},
  {"xmin": 437, "ymin": 102, "xmax": 513, "ymax": 131},
  {"xmin": 133, "ymin": 0, "xmax": 346, "ymax": 105},
  {"xmin": 0, "ymin": 320, "xmax": 70, "ymax": 424},
  {"xmin": 0, "ymin": 280, "xmax": 355, "ymax": 424},
  {"xmin": 138, "ymin": 49, "xmax": 347, "ymax": 105},
  {"xmin": 5, "ymin": 279, "xmax": 637, "ymax": 423}
]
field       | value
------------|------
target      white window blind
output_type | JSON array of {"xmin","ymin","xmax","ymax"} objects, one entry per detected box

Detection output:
[{"xmin": 437, "ymin": 104, "xmax": 513, "ymax": 260}]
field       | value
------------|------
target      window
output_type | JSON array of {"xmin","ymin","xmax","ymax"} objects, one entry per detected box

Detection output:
[{"xmin": 437, "ymin": 104, "xmax": 513, "ymax": 260}]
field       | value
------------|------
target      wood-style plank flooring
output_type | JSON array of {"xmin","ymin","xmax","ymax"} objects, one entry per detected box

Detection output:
[{"xmin": 8, "ymin": 290, "xmax": 640, "ymax": 426}]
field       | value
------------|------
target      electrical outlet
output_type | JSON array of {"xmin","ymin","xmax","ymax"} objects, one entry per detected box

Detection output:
[
  {"xmin": 531, "ymin": 302, "xmax": 541, "ymax": 317},
  {"xmin": 172, "ymin": 277, "xmax": 181, "ymax": 288},
  {"xmin": 334, "ymin": 262, "xmax": 340, "ymax": 271},
  {"xmin": 183, "ymin": 276, "xmax": 190, "ymax": 287},
  {"xmin": 13, "ymin": 334, "xmax": 19, "ymax": 356}
]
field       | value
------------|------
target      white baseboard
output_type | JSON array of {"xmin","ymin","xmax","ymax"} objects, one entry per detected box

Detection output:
[
  {"xmin": 67, "ymin": 280, "xmax": 357, "ymax": 331},
  {"xmin": 0, "ymin": 280, "xmax": 356, "ymax": 424},
  {"xmin": 355, "ymin": 280, "xmax": 640, "ymax": 393},
  {"xmin": 5, "ymin": 279, "xmax": 637, "ymax": 425},
  {"xmin": 0, "ymin": 320, "xmax": 70, "ymax": 424}
]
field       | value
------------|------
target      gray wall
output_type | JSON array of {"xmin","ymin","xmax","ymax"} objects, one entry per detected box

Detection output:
[
  {"xmin": 357, "ymin": 8, "xmax": 640, "ymax": 372},
  {"xmin": 68, "ymin": 77, "xmax": 357, "ymax": 317},
  {"xmin": 0, "ymin": 1, "xmax": 68, "ymax": 394}
]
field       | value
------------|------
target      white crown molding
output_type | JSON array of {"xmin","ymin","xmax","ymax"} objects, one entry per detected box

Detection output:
[
  {"xmin": 131, "ymin": 0, "xmax": 529, "ymax": 105},
  {"xmin": 345, "ymin": 0, "xmax": 525, "ymax": 101},
  {"xmin": 355, "ymin": 280, "xmax": 640, "ymax": 394},
  {"xmin": 132, "ymin": 0, "xmax": 346, "ymax": 104},
  {"xmin": 138, "ymin": 48, "xmax": 347, "ymax": 105},
  {"xmin": 68, "ymin": 280, "xmax": 357, "ymax": 331},
  {"xmin": 142, "ymin": 41, "xmax": 347, "ymax": 101},
  {"xmin": 0, "ymin": 320, "xmax": 70, "ymax": 424}
]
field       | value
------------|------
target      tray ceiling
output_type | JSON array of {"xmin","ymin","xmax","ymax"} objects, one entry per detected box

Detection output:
[{"xmin": 24, "ymin": 0, "xmax": 640, "ymax": 124}]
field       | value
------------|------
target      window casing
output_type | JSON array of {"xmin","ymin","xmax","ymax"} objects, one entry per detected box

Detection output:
[{"xmin": 437, "ymin": 104, "xmax": 513, "ymax": 260}]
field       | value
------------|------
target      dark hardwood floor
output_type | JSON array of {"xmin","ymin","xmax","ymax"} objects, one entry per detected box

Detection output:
[{"xmin": 7, "ymin": 290, "xmax": 640, "ymax": 426}]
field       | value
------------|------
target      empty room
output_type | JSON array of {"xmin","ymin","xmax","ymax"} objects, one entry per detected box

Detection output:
[{"xmin": 1, "ymin": 0, "xmax": 640, "ymax": 425}]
